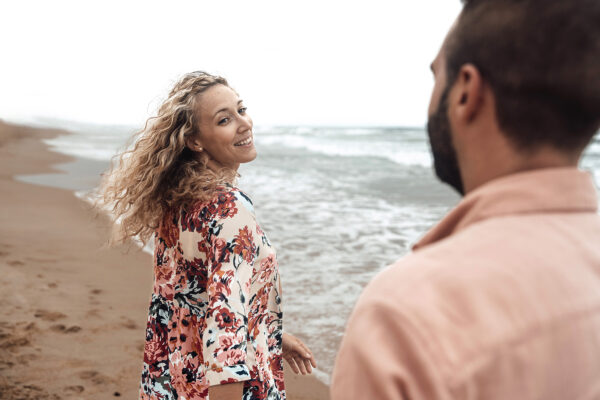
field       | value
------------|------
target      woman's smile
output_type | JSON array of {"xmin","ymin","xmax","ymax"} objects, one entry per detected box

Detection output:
[{"xmin": 234, "ymin": 135, "xmax": 253, "ymax": 147}]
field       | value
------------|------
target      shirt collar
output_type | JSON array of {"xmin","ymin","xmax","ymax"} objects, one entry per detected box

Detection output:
[{"xmin": 413, "ymin": 167, "xmax": 598, "ymax": 251}]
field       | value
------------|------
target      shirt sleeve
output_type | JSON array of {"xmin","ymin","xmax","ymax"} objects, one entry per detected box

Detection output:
[
  {"xmin": 330, "ymin": 283, "xmax": 448, "ymax": 400},
  {"xmin": 202, "ymin": 195, "xmax": 257, "ymax": 386}
]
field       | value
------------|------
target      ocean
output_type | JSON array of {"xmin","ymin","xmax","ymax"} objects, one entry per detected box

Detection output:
[{"xmin": 17, "ymin": 119, "xmax": 600, "ymax": 383}]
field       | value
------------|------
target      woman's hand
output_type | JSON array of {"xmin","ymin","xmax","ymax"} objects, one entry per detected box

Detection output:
[{"xmin": 282, "ymin": 333, "xmax": 317, "ymax": 375}]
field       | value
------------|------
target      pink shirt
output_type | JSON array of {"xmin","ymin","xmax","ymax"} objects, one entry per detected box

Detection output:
[{"xmin": 331, "ymin": 168, "xmax": 600, "ymax": 400}]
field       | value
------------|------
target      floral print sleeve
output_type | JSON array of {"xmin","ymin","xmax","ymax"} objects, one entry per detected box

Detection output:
[
  {"xmin": 202, "ymin": 199, "xmax": 255, "ymax": 384},
  {"xmin": 140, "ymin": 188, "xmax": 285, "ymax": 400}
]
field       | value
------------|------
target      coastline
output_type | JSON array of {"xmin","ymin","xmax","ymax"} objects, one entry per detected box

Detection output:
[{"xmin": 0, "ymin": 121, "xmax": 329, "ymax": 399}]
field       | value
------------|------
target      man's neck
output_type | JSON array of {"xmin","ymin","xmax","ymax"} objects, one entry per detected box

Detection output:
[{"xmin": 462, "ymin": 145, "xmax": 581, "ymax": 195}]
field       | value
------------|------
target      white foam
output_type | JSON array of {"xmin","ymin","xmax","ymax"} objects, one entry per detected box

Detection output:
[
  {"xmin": 585, "ymin": 141, "xmax": 600, "ymax": 155},
  {"xmin": 256, "ymin": 133, "xmax": 432, "ymax": 167},
  {"xmin": 43, "ymin": 134, "xmax": 124, "ymax": 162}
]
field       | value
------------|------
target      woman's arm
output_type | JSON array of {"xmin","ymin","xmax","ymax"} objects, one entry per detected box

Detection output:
[
  {"xmin": 208, "ymin": 382, "xmax": 243, "ymax": 400},
  {"xmin": 201, "ymin": 193, "xmax": 256, "ymax": 387}
]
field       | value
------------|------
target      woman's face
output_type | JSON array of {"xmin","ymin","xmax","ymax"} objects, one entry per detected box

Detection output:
[{"xmin": 194, "ymin": 84, "xmax": 256, "ymax": 170}]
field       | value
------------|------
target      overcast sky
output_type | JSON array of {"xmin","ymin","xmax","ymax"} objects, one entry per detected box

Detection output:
[{"xmin": 0, "ymin": 1, "xmax": 461, "ymax": 128}]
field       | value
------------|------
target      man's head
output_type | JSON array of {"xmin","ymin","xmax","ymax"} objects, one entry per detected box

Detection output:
[{"xmin": 427, "ymin": 0, "xmax": 600, "ymax": 194}]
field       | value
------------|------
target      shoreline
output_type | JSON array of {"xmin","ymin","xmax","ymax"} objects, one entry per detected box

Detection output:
[{"xmin": 0, "ymin": 121, "xmax": 329, "ymax": 399}]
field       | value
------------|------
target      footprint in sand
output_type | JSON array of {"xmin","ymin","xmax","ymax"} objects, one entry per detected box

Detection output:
[
  {"xmin": 85, "ymin": 308, "xmax": 101, "ymax": 318},
  {"xmin": 16, "ymin": 353, "xmax": 39, "ymax": 365},
  {"xmin": 48, "ymin": 282, "xmax": 58, "ymax": 288},
  {"xmin": 0, "ymin": 244, "xmax": 12, "ymax": 256},
  {"xmin": 34, "ymin": 309, "xmax": 67, "ymax": 322},
  {"xmin": 0, "ymin": 335, "xmax": 30, "ymax": 350},
  {"xmin": 0, "ymin": 322, "xmax": 39, "ymax": 352},
  {"xmin": 120, "ymin": 317, "xmax": 138, "ymax": 330},
  {"xmin": 0, "ymin": 382, "xmax": 61, "ymax": 400},
  {"xmin": 79, "ymin": 370, "xmax": 114, "ymax": 385},
  {"xmin": 7, "ymin": 260, "xmax": 24, "ymax": 266},
  {"xmin": 50, "ymin": 324, "xmax": 82, "ymax": 334},
  {"xmin": 50, "ymin": 324, "xmax": 67, "ymax": 333},
  {"xmin": 19, "ymin": 321, "xmax": 39, "ymax": 332},
  {"xmin": 0, "ymin": 246, "xmax": 10, "ymax": 258},
  {"xmin": 26, "ymin": 257, "xmax": 58, "ymax": 263},
  {"xmin": 64, "ymin": 385, "xmax": 85, "ymax": 394},
  {"xmin": 0, "ymin": 360, "xmax": 14, "ymax": 371},
  {"xmin": 91, "ymin": 288, "xmax": 102, "ymax": 295}
]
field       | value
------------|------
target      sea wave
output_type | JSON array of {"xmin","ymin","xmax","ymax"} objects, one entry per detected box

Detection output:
[
  {"xmin": 256, "ymin": 133, "xmax": 432, "ymax": 168},
  {"xmin": 44, "ymin": 138, "xmax": 119, "ymax": 161}
]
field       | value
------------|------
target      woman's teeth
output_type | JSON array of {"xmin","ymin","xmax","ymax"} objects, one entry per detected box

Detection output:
[{"xmin": 235, "ymin": 137, "xmax": 252, "ymax": 146}]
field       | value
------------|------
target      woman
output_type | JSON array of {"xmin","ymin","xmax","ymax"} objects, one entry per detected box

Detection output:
[{"xmin": 100, "ymin": 71, "xmax": 316, "ymax": 400}]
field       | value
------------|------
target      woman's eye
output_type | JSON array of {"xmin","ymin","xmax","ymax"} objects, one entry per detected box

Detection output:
[
  {"xmin": 218, "ymin": 117, "xmax": 229, "ymax": 125},
  {"xmin": 238, "ymin": 107, "xmax": 247, "ymax": 114}
]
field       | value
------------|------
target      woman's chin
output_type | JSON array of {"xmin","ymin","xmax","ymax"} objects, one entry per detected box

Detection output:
[{"xmin": 241, "ymin": 148, "xmax": 258, "ymax": 163}]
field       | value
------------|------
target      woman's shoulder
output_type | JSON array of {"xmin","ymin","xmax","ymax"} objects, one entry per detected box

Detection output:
[
  {"xmin": 222, "ymin": 186, "xmax": 254, "ymax": 212},
  {"xmin": 212, "ymin": 186, "xmax": 255, "ymax": 216},
  {"xmin": 183, "ymin": 186, "xmax": 255, "ymax": 227}
]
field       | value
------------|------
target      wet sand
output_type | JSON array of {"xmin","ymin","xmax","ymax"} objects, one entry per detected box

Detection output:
[{"xmin": 0, "ymin": 121, "xmax": 329, "ymax": 400}]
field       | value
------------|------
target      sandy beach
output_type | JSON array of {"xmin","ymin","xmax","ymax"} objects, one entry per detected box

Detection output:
[{"xmin": 0, "ymin": 121, "xmax": 329, "ymax": 399}]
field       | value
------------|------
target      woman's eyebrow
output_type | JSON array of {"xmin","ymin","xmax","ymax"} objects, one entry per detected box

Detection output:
[{"xmin": 213, "ymin": 100, "xmax": 244, "ymax": 117}]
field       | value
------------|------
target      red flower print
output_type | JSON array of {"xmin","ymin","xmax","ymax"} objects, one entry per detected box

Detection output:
[
  {"xmin": 212, "ymin": 238, "xmax": 230, "ymax": 263},
  {"xmin": 234, "ymin": 226, "xmax": 255, "ymax": 264},
  {"xmin": 216, "ymin": 348, "xmax": 245, "ymax": 365},
  {"xmin": 198, "ymin": 239, "xmax": 210, "ymax": 257},
  {"xmin": 181, "ymin": 385, "xmax": 208, "ymax": 400},
  {"xmin": 144, "ymin": 335, "xmax": 168, "ymax": 365},
  {"xmin": 219, "ymin": 377, "xmax": 240, "ymax": 384},
  {"xmin": 218, "ymin": 335, "xmax": 235, "ymax": 349},
  {"xmin": 214, "ymin": 307, "xmax": 237, "ymax": 330},
  {"xmin": 267, "ymin": 337, "xmax": 278, "ymax": 349},
  {"xmin": 251, "ymin": 286, "xmax": 270, "ymax": 317},
  {"xmin": 208, "ymin": 269, "xmax": 234, "ymax": 300},
  {"xmin": 255, "ymin": 254, "xmax": 276, "ymax": 283},
  {"xmin": 268, "ymin": 323, "xmax": 278, "ymax": 335},
  {"xmin": 158, "ymin": 210, "xmax": 179, "ymax": 248},
  {"xmin": 169, "ymin": 353, "xmax": 190, "ymax": 397},
  {"xmin": 270, "ymin": 355, "xmax": 284, "ymax": 382},
  {"xmin": 215, "ymin": 192, "xmax": 238, "ymax": 219},
  {"xmin": 154, "ymin": 262, "xmax": 173, "ymax": 288}
]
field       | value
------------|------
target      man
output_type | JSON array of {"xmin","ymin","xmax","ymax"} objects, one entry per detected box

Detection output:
[{"xmin": 331, "ymin": 0, "xmax": 600, "ymax": 399}]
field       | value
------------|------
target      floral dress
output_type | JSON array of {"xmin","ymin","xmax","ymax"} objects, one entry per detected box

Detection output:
[{"xmin": 140, "ymin": 187, "xmax": 285, "ymax": 400}]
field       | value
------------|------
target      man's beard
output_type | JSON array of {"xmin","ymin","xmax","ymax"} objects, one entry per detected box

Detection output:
[{"xmin": 426, "ymin": 88, "xmax": 464, "ymax": 195}]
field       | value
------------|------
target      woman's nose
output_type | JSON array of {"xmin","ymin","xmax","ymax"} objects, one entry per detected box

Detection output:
[{"xmin": 239, "ymin": 115, "xmax": 252, "ymax": 131}]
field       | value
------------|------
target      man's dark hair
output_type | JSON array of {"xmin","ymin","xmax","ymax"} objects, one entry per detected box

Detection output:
[{"xmin": 446, "ymin": 0, "xmax": 600, "ymax": 151}]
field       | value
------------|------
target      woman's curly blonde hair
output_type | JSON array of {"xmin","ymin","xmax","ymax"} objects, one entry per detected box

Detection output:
[{"xmin": 99, "ymin": 71, "xmax": 237, "ymax": 245}]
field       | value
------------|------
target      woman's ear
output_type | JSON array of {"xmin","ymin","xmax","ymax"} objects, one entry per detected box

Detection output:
[{"xmin": 186, "ymin": 135, "xmax": 203, "ymax": 152}]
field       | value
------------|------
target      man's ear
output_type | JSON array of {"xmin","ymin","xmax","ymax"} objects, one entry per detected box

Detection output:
[
  {"xmin": 186, "ymin": 134, "xmax": 203, "ymax": 152},
  {"xmin": 450, "ymin": 63, "xmax": 484, "ymax": 124}
]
